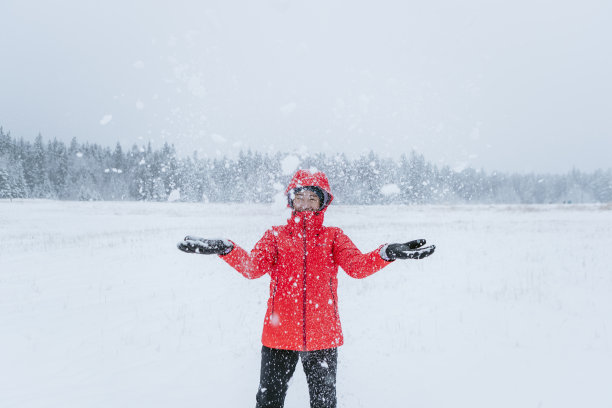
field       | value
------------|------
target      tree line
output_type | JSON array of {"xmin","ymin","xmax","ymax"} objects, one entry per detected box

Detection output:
[{"xmin": 1, "ymin": 128, "xmax": 611, "ymax": 204}]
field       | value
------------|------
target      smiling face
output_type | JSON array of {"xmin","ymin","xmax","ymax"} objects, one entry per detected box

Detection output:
[{"xmin": 292, "ymin": 189, "xmax": 321, "ymax": 212}]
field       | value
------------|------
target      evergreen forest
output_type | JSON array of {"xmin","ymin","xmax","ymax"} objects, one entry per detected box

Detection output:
[{"xmin": 1, "ymin": 128, "xmax": 611, "ymax": 204}]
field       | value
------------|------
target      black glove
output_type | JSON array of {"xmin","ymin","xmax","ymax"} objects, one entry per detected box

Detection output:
[
  {"xmin": 177, "ymin": 236, "xmax": 234, "ymax": 255},
  {"xmin": 385, "ymin": 239, "xmax": 436, "ymax": 260}
]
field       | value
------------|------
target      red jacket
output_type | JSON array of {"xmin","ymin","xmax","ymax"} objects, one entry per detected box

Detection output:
[{"xmin": 220, "ymin": 170, "xmax": 391, "ymax": 351}]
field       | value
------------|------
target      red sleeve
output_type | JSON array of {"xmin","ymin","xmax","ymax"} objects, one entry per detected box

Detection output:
[
  {"xmin": 333, "ymin": 229, "xmax": 392, "ymax": 279},
  {"xmin": 219, "ymin": 229, "xmax": 277, "ymax": 279}
]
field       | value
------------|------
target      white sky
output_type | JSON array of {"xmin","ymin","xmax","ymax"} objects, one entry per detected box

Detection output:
[{"xmin": 1, "ymin": 0, "xmax": 610, "ymax": 173}]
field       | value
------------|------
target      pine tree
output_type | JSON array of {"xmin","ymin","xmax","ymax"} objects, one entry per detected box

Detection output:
[
  {"xmin": 23, "ymin": 133, "xmax": 53, "ymax": 198},
  {"xmin": 0, "ymin": 167, "xmax": 10, "ymax": 198},
  {"xmin": 47, "ymin": 138, "xmax": 69, "ymax": 198}
]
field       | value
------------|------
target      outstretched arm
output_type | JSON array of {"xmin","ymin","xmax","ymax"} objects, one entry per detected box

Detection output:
[
  {"xmin": 333, "ymin": 230, "xmax": 392, "ymax": 279},
  {"xmin": 177, "ymin": 230, "xmax": 277, "ymax": 280},
  {"xmin": 334, "ymin": 232, "xmax": 436, "ymax": 279}
]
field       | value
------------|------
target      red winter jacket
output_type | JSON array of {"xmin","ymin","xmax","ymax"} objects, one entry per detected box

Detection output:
[{"xmin": 220, "ymin": 170, "xmax": 391, "ymax": 351}]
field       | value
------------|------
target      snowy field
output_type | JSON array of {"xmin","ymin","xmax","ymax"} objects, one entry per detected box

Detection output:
[{"xmin": 1, "ymin": 200, "xmax": 611, "ymax": 408}]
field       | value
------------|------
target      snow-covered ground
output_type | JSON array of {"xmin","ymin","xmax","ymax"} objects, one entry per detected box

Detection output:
[{"xmin": 1, "ymin": 200, "xmax": 611, "ymax": 408}]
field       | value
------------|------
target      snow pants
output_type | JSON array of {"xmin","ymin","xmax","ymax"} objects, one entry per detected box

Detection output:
[{"xmin": 255, "ymin": 346, "xmax": 338, "ymax": 408}]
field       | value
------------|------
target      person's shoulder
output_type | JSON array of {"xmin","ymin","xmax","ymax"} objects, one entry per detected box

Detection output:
[
  {"xmin": 322, "ymin": 225, "xmax": 344, "ymax": 235},
  {"xmin": 264, "ymin": 225, "xmax": 286, "ymax": 237}
]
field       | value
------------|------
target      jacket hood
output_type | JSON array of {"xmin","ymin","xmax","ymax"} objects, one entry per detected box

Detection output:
[{"xmin": 285, "ymin": 169, "xmax": 334, "ymax": 211}]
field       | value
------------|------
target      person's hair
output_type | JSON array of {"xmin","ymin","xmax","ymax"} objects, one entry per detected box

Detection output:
[{"xmin": 288, "ymin": 186, "xmax": 328, "ymax": 210}]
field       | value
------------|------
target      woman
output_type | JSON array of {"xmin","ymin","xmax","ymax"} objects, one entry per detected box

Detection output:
[{"xmin": 177, "ymin": 169, "xmax": 436, "ymax": 408}]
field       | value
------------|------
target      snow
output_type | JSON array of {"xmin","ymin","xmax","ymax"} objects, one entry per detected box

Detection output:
[
  {"xmin": 280, "ymin": 102, "xmax": 297, "ymax": 115},
  {"xmin": 380, "ymin": 183, "xmax": 400, "ymax": 196},
  {"xmin": 210, "ymin": 133, "xmax": 226, "ymax": 144},
  {"xmin": 167, "ymin": 189, "xmax": 180, "ymax": 202},
  {"xmin": 99, "ymin": 114, "xmax": 112, "ymax": 125},
  {"xmin": 281, "ymin": 155, "xmax": 301, "ymax": 175},
  {"xmin": 1, "ymin": 200, "xmax": 611, "ymax": 407}
]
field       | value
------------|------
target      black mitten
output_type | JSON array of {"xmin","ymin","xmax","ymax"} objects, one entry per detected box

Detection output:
[
  {"xmin": 385, "ymin": 239, "xmax": 435, "ymax": 260},
  {"xmin": 177, "ymin": 236, "xmax": 234, "ymax": 255}
]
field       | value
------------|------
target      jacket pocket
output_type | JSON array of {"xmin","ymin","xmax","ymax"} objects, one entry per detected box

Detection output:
[
  {"xmin": 329, "ymin": 277, "xmax": 339, "ymax": 320},
  {"xmin": 270, "ymin": 276, "xmax": 278, "ymax": 315}
]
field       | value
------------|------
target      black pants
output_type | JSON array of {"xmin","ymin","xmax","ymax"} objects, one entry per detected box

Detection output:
[{"xmin": 255, "ymin": 346, "xmax": 338, "ymax": 408}]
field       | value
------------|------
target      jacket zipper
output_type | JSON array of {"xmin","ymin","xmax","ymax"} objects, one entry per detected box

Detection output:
[
  {"xmin": 270, "ymin": 232, "xmax": 279, "ymax": 320},
  {"xmin": 270, "ymin": 276, "xmax": 278, "ymax": 316},
  {"xmin": 302, "ymin": 219, "xmax": 308, "ymax": 351},
  {"xmin": 329, "ymin": 231, "xmax": 339, "ymax": 320}
]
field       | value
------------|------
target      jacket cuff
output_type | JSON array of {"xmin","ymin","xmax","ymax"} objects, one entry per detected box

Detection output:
[
  {"xmin": 379, "ymin": 244, "xmax": 393, "ymax": 262},
  {"xmin": 219, "ymin": 239, "xmax": 235, "ymax": 256}
]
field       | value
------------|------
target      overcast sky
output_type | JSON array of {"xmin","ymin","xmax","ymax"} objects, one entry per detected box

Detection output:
[{"xmin": 1, "ymin": 0, "xmax": 610, "ymax": 173}]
